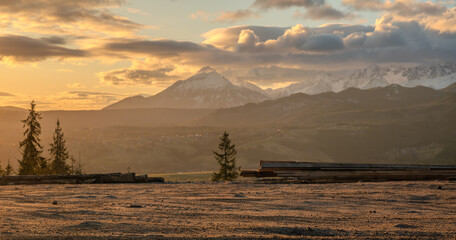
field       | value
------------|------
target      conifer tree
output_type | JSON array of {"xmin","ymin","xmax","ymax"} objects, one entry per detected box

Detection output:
[
  {"xmin": 5, "ymin": 160, "xmax": 14, "ymax": 176},
  {"xmin": 212, "ymin": 131, "xmax": 240, "ymax": 181},
  {"xmin": 49, "ymin": 119, "xmax": 71, "ymax": 175},
  {"xmin": 70, "ymin": 155, "xmax": 83, "ymax": 175},
  {"xmin": 18, "ymin": 100, "xmax": 47, "ymax": 175},
  {"xmin": 0, "ymin": 163, "xmax": 4, "ymax": 176}
]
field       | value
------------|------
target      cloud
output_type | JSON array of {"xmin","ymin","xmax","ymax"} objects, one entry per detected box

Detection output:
[
  {"xmin": 232, "ymin": 66, "xmax": 321, "ymax": 84},
  {"xmin": 293, "ymin": 6, "xmax": 356, "ymax": 20},
  {"xmin": 100, "ymin": 67, "xmax": 175, "ymax": 86},
  {"xmin": 67, "ymin": 91, "xmax": 120, "ymax": 98},
  {"xmin": 252, "ymin": 0, "xmax": 325, "ymax": 9},
  {"xmin": 0, "ymin": 35, "xmax": 87, "ymax": 62},
  {"xmin": 99, "ymin": 20, "xmax": 456, "ymax": 70},
  {"xmin": 191, "ymin": 10, "xmax": 259, "ymax": 23},
  {"xmin": 300, "ymin": 34, "xmax": 345, "ymax": 51},
  {"xmin": 202, "ymin": 25, "xmax": 288, "ymax": 50},
  {"xmin": 40, "ymin": 36, "xmax": 67, "ymax": 45},
  {"xmin": 0, "ymin": 0, "xmax": 143, "ymax": 36},
  {"xmin": 49, "ymin": 91, "xmax": 124, "ymax": 110},
  {"xmin": 67, "ymin": 83, "xmax": 84, "ymax": 88},
  {"xmin": 215, "ymin": 10, "xmax": 259, "ymax": 23},
  {"xmin": 235, "ymin": 29, "xmax": 261, "ymax": 52},
  {"xmin": 232, "ymin": 24, "xmax": 345, "ymax": 52},
  {"xmin": 341, "ymin": 0, "xmax": 383, "ymax": 11},
  {"xmin": 190, "ymin": 10, "xmax": 213, "ymax": 21},
  {"xmin": 341, "ymin": 1, "xmax": 456, "ymax": 34},
  {"xmin": 80, "ymin": 0, "xmax": 456, "ymax": 87},
  {"xmin": 343, "ymin": 0, "xmax": 446, "ymax": 16},
  {"xmin": 0, "ymin": 92, "xmax": 14, "ymax": 97},
  {"xmin": 193, "ymin": 0, "xmax": 350, "ymax": 24},
  {"xmin": 102, "ymin": 39, "xmax": 209, "ymax": 58}
]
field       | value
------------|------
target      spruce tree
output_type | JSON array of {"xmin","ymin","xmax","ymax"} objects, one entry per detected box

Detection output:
[
  {"xmin": 212, "ymin": 131, "xmax": 240, "ymax": 181},
  {"xmin": 70, "ymin": 155, "xmax": 83, "ymax": 175},
  {"xmin": 5, "ymin": 160, "xmax": 14, "ymax": 176},
  {"xmin": 49, "ymin": 119, "xmax": 71, "ymax": 175},
  {"xmin": 0, "ymin": 163, "xmax": 4, "ymax": 176},
  {"xmin": 18, "ymin": 100, "xmax": 47, "ymax": 175}
]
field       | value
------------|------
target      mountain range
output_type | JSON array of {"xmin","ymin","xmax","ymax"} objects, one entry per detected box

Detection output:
[
  {"xmin": 271, "ymin": 63, "xmax": 456, "ymax": 98},
  {"xmin": 105, "ymin": 63, "xmax": 456, "ymax": 110}
]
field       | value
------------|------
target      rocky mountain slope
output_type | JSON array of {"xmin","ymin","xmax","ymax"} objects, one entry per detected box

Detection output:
[{"xmin": 195, "ymin": 84, "xmax": 455, "ymax": 126}]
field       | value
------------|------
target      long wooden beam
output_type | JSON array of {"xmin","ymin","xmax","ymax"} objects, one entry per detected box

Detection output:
[
  {"xmin": 241, "ymin": 161, "xmax": 456, "ymax": 182},
  {"xmin": 259, "ymin": 160, "xmax": 456, "ymax": 170},
  {"xmin": 0, "ymin": 173, "xmax": 164, "ymax": 185}
]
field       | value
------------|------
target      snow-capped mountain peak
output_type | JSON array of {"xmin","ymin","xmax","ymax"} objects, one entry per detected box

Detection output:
[
  {"xmin": 172, "ymin": 68, "xmax": 232, "ymax": 92},
  {"xmin": 104, "ymin": 67, "xmax": 269, "ymax": 110},
  {"xmin": 198, "ymin": 66, "xmax": 216, "ymax": 73},
  {"xmin": 267, "ymin": 62, "xmax": 456, "ymax": 98}
]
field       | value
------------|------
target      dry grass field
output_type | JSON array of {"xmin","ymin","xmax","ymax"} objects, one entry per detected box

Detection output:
[{"xmin": 0, "ymin": 181, "xmax": 455, "ymax": 239}]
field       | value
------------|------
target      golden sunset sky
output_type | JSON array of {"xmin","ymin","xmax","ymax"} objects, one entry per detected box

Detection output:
[{"xmin": 0, "ymin": 0, "xmax": 455, "ymax": 110}]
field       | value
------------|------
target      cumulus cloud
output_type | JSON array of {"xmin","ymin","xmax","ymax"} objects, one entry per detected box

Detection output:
[
  {"xmin": 342, "ymin": 0, "xmax": 455, "ymax": 34},
  {"xmin": 236, "ymin": 29, "xmax": 261, "ymax": 52},
  {"xmin": 202, "ymin": 25, "xmax": 287, "ymax": 50},
  {"xmin": 231, "ymin": 24, "xmax": 345, "ymax": 52},
  {"xmin": 0, "ymin": 35, "xmax": 87, "ymax": 62},
  {"xmin": 300, "ymin": 34, "xmax": 345, "ymax": 51}
]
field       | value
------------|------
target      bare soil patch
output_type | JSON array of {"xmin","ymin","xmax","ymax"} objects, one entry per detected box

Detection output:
[{"xmin": 0, "ymin": 181, "xmax": 455, "ymax": 239}]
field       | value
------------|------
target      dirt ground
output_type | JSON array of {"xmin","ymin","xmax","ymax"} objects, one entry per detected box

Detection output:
[{"xmin": 0, "ymin": 181, "xmax": 455, "ymax": 239}]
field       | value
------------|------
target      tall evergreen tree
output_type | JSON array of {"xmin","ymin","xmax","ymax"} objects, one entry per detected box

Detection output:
[
  {"xmin": 49, "ymin": 119, "xmax": 71, "ymax": 175},
  {"xmin": 18, "ymin": 100, "xmax": 47, "ymax": 175},
  {"xmin": 212, "ymin": 131, "xmax": 240, "ymax": 181}
]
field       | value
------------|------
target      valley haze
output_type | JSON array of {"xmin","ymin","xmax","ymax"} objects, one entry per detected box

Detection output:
[{"xmin": 1, "ymin": 65, "xmax": 455, "ymax": 173}]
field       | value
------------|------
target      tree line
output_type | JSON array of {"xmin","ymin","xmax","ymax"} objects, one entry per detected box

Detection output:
[{"xmin": 1, "ymin": 101, "xmax": 82, "ymax": 176}]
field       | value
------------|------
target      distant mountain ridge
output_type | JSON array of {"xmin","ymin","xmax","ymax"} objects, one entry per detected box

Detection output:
[
  {"xmin": 194, "ymin": 84, "xmax": 455, "ymax": 126},
  {"xmin": 271, "ymin": 63, "xmax": 456, "ymax": 98},
  {"xmin": 105, "ymin": 63, "xmax": 456, "ymax": 110}
]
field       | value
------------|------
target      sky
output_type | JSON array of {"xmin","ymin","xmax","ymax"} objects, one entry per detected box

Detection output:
[{"xmin": 0, "ymin": 0, "xmax": 456, "ymax": 110}]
